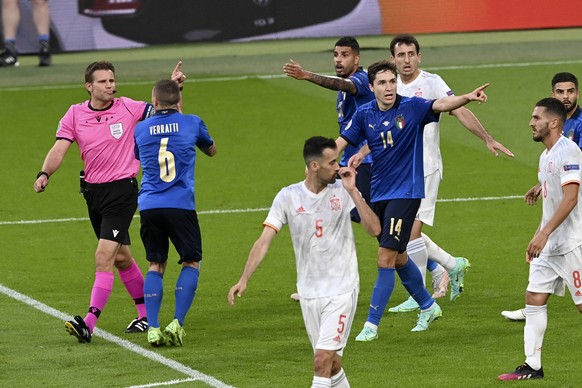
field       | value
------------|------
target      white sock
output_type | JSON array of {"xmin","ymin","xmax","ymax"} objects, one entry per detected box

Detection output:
[
  {"xmin": 422, "ymin": 232, "xmax": 456, "ymax": 271},
  {"xmin": 431, "ymin": 264, "xmax": 446, "ymax": 278},
  {"xmin": 312, "ymin": 376, "xmax": 332, "ymax": 388},
  {"xmin": 407, "ymin": 237, "xmax": 428, "ymax": 285},
  {"xmin": 331, "ymin": 368, "xmax": 350, "ymax": 388},
  {"xmin": 524, "ymin": 304, "xmax": 547, "ymax": 370}
]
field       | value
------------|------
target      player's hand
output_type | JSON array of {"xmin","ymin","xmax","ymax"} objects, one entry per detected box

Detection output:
[
  {"xmin": 526, "ymin": 231, "xmax": 548, "ymax": 263},
  {"xmin": 33, "ymin": 176, "xmax": 49, "ymax": 193},
  {"xmin": 524, "ymin": 184, "xmax": 542, "ymax": 206},
  {"xmin": 338, "ymin": 166, "xmax": 357, "ymax": 191},
  {"xmin": 467, "ymin": 83, "xmax": 489, "ymax": 104},
  {"xmin": 171, "ymin": 60, "xmax": 186, "ymax": 86},
  {"xmin": 485, "ymin": 139, "xmax": 514, "ymax": 157},
  {"xmin": 283, "ymin": 59, "xmax": 307, "ymax": 80},
  {"xmin": 348, "ymin": 152, "xmax": 364, "ymax": 169},
  {"xmin": 228, "ymin": 281, "xmax": 247, "ymax": 305}
]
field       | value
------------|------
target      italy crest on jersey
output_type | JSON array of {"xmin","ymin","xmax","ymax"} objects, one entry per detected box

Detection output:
[
  {"xmin": 109, "ymin": 123, "xmax": 123, "ymax": 139},
  {"xmin": 395, "ymin": 114, "xmax": 405, "ymax": 130},
  {"xmin": 329, "ymin": 196, "xmax": 342, "ymax": 211}
]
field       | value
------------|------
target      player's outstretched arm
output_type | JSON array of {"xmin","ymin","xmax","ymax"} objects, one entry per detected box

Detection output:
[
  {"xmin": 339, "ymin": 167, "xmax": 381, "ymax": 237},
  {"xmin": 228, "ymin": 226, "xmax": 277, "ymax": 305},
  {"xmin": 283, "ymin": 59, "xmax": 357, "ymax": 94},
  {"xmin": 433, "ymin": 83, "xmax": 489, "ymax": 113},
  {"xmin": 33, "ymin": 139, "xmax": 72, "ymax": 193},
  {"xmin": 451, "ymin": 107, "xmax": 514, "ymax": 157}
]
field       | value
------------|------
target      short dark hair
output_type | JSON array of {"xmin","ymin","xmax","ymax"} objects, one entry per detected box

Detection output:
[
  {"xmin": 551, "ymin": 72, "xmax": 578, "ymax": 89},
  {"xmin": 303, "ymin": 136, "xmax": 337, "ymax": 165},
  {"xmin": 367, "ymin": 60, "xmax": 397, "ymax": 84},
  {"xmin": 85, "ymin": 61, "xmax": 115, "ymax": 83},
  {"xmin": 389, "ymin": 34, "xmax": 420, "ymax": 56},
  {"xmin": 153, "ymin": 79, "xmax": 180, "ymax": 107},
  {"xmin": 536, "ymin": 97, "xmax": 567, "ymax": 124},
  {"xmin": 335, "ymin": 36, "xmax": 360, "ymax": 54}
]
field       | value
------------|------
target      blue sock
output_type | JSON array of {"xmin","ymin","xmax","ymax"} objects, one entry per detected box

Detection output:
[
  {"xmin": 367, "ymin": 268, "xmax": 395, "ymax": 326},
  {"xmin": 144, "ymin": 271, "xmax": 163, "ymax": 328},
  {"xmin": 174, "ymin": 266, "xmax": 199, "ymax": 326},
  {"xmin": 37, "ymin": 34, "xmax": 49, "ymax": 42},
  {"xmin": 397, "ymin": 259, "xmax": 433, "ymax": 310},
  {"xmin": 427, "ymin": 259, "xmax": 437, "ymax": 272}
]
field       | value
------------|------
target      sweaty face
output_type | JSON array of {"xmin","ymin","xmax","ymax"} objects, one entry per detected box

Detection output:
[
  {"xmin": 552, "ymin": 81, "xmax": 579, "ymax": 114},
  {"xmin": 333, "ymin": 46, "xmax": 359, "ymax": 78},
  {"xmin": 391, "ymin": 43, "xmax": 421, "ymax": 79},
  {"xmin": 529, "ymin": 106, "xmax": 552, "ymax": 142},
  {"xmin": 371, "ymin": 70, "xmax": 397, "ymax": 110},
  {"xmin": 86, "ymin": 69, "xmax": 116, "ymax": 105}
]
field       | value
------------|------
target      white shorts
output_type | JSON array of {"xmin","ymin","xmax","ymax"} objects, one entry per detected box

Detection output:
[
  {"xmin": 416, "ymin": 170, "xmax": 441, "ymax": 226},
  {"xmin": 527, "ymin": 245, "xmax": 582, "ymax": 305},
  {"xmin": 299, "ymin": 287, "xmax": 358, "ymax": 356}
]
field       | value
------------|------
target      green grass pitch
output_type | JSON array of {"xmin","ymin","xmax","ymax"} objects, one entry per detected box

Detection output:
[{"xmin": 2, "ymin": 29, "xmax": 582, "ymax": 387}]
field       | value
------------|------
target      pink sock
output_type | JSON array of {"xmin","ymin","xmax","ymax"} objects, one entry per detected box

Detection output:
[
  {"xmin": 118, "ymin": 259, "xmax": 147, "ymax": 319},
  {"xmin": 84, "ymin": 271, "xmax": 114, "ymax": 332}
]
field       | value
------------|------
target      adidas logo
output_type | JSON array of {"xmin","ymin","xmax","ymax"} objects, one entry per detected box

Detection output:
[
  {"xmin": 296, "ymin": 206, "xmax": 306, "ymax": 213},
  {"xmin": 333, "ymin": 335, "xmax": 341, "ymax": 343},
  {"xmin": 112, "ymin": 229, "xmax": 119, "ymax": 237},
  {"xmin": 576, "ymin": 290, "xmax": 582, "ymax": 297}
]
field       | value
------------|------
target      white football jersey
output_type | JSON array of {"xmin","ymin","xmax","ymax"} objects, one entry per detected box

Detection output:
[
  {"xmin": 397, "ymin": 70, "xmax": 453, "ymax": 177},
  {"xmin": 264, "ymin": 180, "xmax": 358, "ymax": 299},
  {"xmin": 538, "ymin": 136, "xmax": 582, "ymax": 255}
]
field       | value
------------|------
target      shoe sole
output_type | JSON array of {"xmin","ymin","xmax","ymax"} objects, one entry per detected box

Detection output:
[
  {"xmin": 65, "ymin": 322, "xmax": 90, "ymax": 343},
  {"xmin": 148, "ymin": 338, "xmax": 166, "ymax": 347},
  {"xmin": 165, "ymin": 329, "xmax": 184, "ymax": 346}
]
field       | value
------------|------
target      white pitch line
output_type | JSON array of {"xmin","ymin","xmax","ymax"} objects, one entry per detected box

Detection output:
[
  {"xmin": 126, "ymin": 378, "xmax": 198, "ymax": 388},
  {"xmin": 0, "ymin": 283, "xmax": 235, "ymax": 388},
  {"xmin": 2, "ymin": 58, "xmax": 582, "ymax": 92},
  {"xmin": 0, "ymin": 195, "xmax": 522, "ymax": 226}
]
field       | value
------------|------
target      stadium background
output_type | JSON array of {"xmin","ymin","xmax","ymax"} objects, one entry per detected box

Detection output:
[
  {"xmin": 3, "ymin": 1, "xmax": 582, "ymax": 387},
  {"xmin": 7, "ymin": 0, "xmax": 582, "ymax": 53}
]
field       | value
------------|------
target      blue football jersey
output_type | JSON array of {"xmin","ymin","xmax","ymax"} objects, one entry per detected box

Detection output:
[
  {"xmin": 563, "ymin": 106, "xmax": 582, "ymax": 148},
  {"xmin": 341, "ymin": 95, "xmax": 439, "ymax": 202},
  {"xmin": 337, "ymin": 67, "xmax": 375, "ymax": 166},
  {"xmin": 134, "ymin": 110, "xmax": 214, "ymax": 211}
]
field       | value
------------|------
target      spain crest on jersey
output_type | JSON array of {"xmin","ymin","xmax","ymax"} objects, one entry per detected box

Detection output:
[
  {"xmin": 395, "ymin": 114, "xmax": 405, "ymax": 130},
  {"xmin": 329, "ymin": 196, "xmax": 342, "ymax": 211},
  {"xmin": 109, "ymin": 123, "xmax": 123, "ymax": 139}
]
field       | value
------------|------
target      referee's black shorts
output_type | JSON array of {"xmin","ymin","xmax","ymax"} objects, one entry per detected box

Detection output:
[
  {"xmin": 83, "ymin": 178, "xmax": 138, "ymax": 244},
  {"xmin": 139, "ymin": 208, "xmax": 203, "ymax": 264}
]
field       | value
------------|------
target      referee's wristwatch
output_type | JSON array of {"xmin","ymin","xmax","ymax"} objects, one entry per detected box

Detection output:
[{"xmin": 36, "ymin": 171, "xmax": 49, "ymax": 179}]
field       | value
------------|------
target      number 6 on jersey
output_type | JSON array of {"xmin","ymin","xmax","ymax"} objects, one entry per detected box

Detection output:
[{"xmin": 158, "ymin": 137, "xmax": 176, "ymax": 182}]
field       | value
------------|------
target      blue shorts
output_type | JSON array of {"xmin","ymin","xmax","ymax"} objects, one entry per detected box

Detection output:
[{"xmin": 371, "ymin": 199, "xmax": 421, "ymax": 252}]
